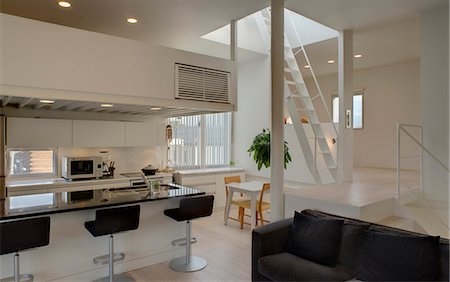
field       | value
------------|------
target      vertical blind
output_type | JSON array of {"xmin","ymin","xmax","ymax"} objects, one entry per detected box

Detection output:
[{"xmin": 168, "ymin": 112, "xmax": 231, "ymax": 170}]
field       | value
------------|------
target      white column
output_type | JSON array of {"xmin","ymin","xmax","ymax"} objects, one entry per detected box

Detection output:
[
  {"xmin": 230, "ymin": 19, "xmax": 238, "ymax": 106},
  {"xmin": 337, "ymin": 30, "xmax": 354, "ymax": 182},
  {"xmin": 270, "ymin": 0, "xmax": 285, "ymax": 221}
]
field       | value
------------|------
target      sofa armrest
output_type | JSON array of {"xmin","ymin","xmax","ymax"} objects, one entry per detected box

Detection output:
[{"xmin": 252, "ymin": 218, "xmax": 293, "ymax": 281}]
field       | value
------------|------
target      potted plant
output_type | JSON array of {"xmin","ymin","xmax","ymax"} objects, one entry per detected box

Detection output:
[{"xmin": 247, "ymin": 129, "xmax": 292, "ymax": 171}]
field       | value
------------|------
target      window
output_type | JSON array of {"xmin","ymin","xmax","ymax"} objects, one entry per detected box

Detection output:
[
  {"xmin": 332, "ymin": 92, "xmax": 364, "ymax": 129},
  {"xmin": 7, "ymin": 149, "xmax": 57, "ymax": 177},
  {"xmin": 168, "ymin": 112, "xmax": 231, "ymax": 170}
]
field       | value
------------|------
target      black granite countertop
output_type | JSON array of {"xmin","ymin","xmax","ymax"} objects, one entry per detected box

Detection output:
[{"xmin": 0, "ymin": 183, "xmax": 204, "ymax": 221}]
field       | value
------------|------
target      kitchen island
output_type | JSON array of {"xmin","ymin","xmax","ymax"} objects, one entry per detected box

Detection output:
[{"xmin": 0, "ymin": 180, "xmax": 206, "ymax": 281}]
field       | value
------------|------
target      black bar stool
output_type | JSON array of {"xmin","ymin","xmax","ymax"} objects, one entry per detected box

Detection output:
[
  {"xmin": 0, "ymin": 217, "xmax": 50, "ymax": 282},
  {"xmin": 84, "ymin": 205, "xmax": 140, "ymax": 282},
  {"xmin": 164, "ymin": 195, "xmax": 214, "ymax": 272}
]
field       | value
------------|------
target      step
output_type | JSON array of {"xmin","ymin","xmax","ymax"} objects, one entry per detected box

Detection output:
[{"xmin": 403, "ymin": 203, "xmax": 449, "ymax": 238}]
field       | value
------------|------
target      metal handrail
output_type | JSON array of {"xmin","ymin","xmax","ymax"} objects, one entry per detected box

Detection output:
[
  {"xmin": 397, "ymin": 123, "xmax": 450, "ymax": 232},
  {"xmin": 285, "ymin": 10, "xmax": 338, "ymax": 137}
]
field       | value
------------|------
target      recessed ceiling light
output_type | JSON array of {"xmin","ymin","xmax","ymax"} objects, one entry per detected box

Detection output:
[
  {"xmin": 354, "ymin": 54, "xmax": 363, "ymax": 58},
  {"xmin": 304, "ymin": 65, "xmax": 311, "ymax": 69},
  {"xmin": 100, "ymin": 104, "xmax": 114, "ymax": 108},
  {"xmin": 150, "ymin": 107, "xmax": 162, "ymax": 111},
  {"xmin": 127, "ymin": 18, "xmax": 138, "ymax": 24},
  {"xmin": 58, "ymin": 1, "xmax": 71, "ymax": 8},
  {"xmin": 327, "ymin": 60, "xmax": 335, "ymax": 64},
  {"xmin": 39, "ymin": 99, "xmax": 55, "ymax": 104}
]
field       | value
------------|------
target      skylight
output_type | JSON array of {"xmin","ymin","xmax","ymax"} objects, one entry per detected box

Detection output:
[{"xmin": 201, "ymin": 8, "xmax": 338, "ymax": 54}]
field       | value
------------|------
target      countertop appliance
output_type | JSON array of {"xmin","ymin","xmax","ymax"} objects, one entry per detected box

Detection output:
[{"xmin": 62, "ymin": 156, "xmax": 103, "ymax": 180}]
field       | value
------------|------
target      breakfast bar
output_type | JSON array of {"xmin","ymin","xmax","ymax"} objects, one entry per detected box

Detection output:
[{"xmin": 0, "ymin": 181, "xmax": 205, "ymax": 281}]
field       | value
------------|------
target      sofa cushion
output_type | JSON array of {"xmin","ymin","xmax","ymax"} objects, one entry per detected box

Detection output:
[
  {"xmin": 337, "ymin": 222, "xmax": 369, "ymax": 275},
  {"xmin": 286, "ymin": 211, "xmax": 344, "ymax": 267},
  {"xmin": 258, "ymin": 252, "xmax": 354, "ymax": 282},
  {"xmin": 357, "ymin": 229, "xmax": 441, "ymax": 281},
  {"xmin": 300, "ymin": 209, "xmax": 370, "ymax": 274},
  {"xmin": 438, "ymin": 241, "xmax": 449, "ymax": 281}
]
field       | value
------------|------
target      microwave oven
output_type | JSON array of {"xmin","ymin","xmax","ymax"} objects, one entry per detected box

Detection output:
[{"xmin": 62, "ymin": 156, "xmax": 103, "ymax": 180}]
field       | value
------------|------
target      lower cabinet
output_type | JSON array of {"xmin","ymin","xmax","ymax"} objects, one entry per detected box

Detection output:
[{"xmin": 173, "ymin": 169, "xmax": 245, "ymax": 209}]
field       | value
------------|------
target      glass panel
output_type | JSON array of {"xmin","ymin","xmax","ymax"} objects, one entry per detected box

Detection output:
[
  {"xmin": 9, "ymin": 193, "xmax": 54, "ymax": 210},
  {"xmin": 204, "ymin": 112, "xmax": 231, "ymax": 167},
  {"xmin": 168, "ymin": 112, "xmax": 231, "ymax": 169},
  {"xmin": 332, "ymin": 96, "xmax": 339, "ymax": 123},
  {"xmin": 71, "ymin": 160, "xmax": 94, "ymax": 175},
  {"xmin": 331, "ymin": 94, "xmax": 364, "ymax": 129},
  {"xmin": 8, "ymin": 149, "xmax": 55, "ymax": 176},
  {"xmin": 168, "ymin": 115, "xmax": 201, "ymax": 170},
  {"xmin": 353, "ymin": 94, "xmax": 363, "ymax": 129}
]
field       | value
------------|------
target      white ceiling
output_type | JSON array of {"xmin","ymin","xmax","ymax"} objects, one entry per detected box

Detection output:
[
  {"xmin": 285, "ymin": 0, "xmax": 447, "ymax": 31},
  {"xmin": 0, "ymin": 0, "xmax": 447, "ymax": 73},
  {"xmin": 297, "ymin": 17, "xmax": 421, "ymax": 77}
]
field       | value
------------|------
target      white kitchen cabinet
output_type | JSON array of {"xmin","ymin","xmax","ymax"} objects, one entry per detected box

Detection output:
[
  {"xmin": 125, "ymin": 122, "xmax": 157, "ymax": 147},
  {"xmin": 73, "ymin": 120, "xmax": 125, "ymax": 147},
  {"xmin": 7, "ymin": 117, "xmax": 72, "ymax": 148}
]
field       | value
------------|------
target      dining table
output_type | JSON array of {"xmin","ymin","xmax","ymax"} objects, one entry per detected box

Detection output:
[{"xmin": 223, "ymin": 181, "xmax": 267, "ymax": 229}]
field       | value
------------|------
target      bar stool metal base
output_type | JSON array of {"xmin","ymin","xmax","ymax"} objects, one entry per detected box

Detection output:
[
  {"xmin": 93, "ymin": 273, "xmax": 135, "ymax": 282},
  {"xmin": 168, "ymin": 256, "xmax": 207, "ymax": 272},
  {"xmin": 0, "ymin": 274, "xmax": 33, "ymax": 282}
]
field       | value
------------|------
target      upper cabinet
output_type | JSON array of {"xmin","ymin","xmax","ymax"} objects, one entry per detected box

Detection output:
[
  {"xmin": 73, "ymin": 120, "xmax": 125, "ymax": 147},
  {"xmin": 7, "ymin": 118, "xmax": 164, "ymax": 148},
  {"xmin": 125, "ymin": 122, "xmax": 157, "ymax": 147},
  {"xmin": 7, "ymin": 117, "xmax": 72, "ymax": 148}
]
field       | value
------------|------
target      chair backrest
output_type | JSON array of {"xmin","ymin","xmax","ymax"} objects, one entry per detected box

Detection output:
[
  {"xmin": 224, "ymin": 175, "xmax": 241, "ymax": 185},
  {"xmin": 0, "ymin": 217, "xmax": 50, "ymax": 255},
  {"xmin": 258, "ymin": 183, "xmax": 270, "ymax": 210},
  {"xmin": 224, "ymin": 175, "xmax": 241, "ymax": 197},
  {"xmin": 95, "ymin": 205, "xmax": 140, "ymax": 234},
  {"xmin": 179, "ymin": 195, "xmax": 214, "ymax": 220}
]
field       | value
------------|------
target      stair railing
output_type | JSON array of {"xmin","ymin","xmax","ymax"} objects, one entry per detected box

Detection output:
[
  {"xmin": 396, "ymin": 123, "xmax": 450, "ymax": 198},
  {"xmin": 285, "ymin": 10, "xmax": 338, "ymax": 137}
]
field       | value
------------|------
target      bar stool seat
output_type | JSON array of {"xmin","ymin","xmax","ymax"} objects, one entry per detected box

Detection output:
[
  {"xmin": 164, "ymin": 195, "xmax": 214, "ymax": 272},
  {"xmin": 84, "ymin": 205, "xmax": 140, "ymax": 282},
  {"xmin": 0, "ymin": 217, "xmax": 50, "ymax": 282}
]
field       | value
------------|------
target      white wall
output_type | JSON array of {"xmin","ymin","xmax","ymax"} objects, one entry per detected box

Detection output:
[
  {"xmin": 307, "ymin": 59, "xmax": 421, "ymax": 169},
  {"xmin": 233, "ymin": 56, "xmax": 315, "ymax": 183},
  {"xmin": 421, "ymin": 8, "xmax": 449, "ymax": 202},
  {"xmin": 235, "ymin": 57, "xmax": 421, "ymax": 185},
  {"xmin": 0, "ymin": 13, "xmax": 235, "ymax": 109}
]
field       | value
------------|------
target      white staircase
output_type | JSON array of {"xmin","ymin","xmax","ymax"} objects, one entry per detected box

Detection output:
[{"xmin": 255, "ymin": 8, "xmax": 338, "ymax": 184}]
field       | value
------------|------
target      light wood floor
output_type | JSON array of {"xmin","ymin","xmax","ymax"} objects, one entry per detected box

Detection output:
[
  {"xmin": 125, "ymin": 168, "xmax": 424, "ymax": 281},
  {"xmin": 285, "ymin": 167, "xmax": 420, "ymax": 206},
  {"xmin": 126, "ymin": 209, "xmax": 253, "ymax": 282}
]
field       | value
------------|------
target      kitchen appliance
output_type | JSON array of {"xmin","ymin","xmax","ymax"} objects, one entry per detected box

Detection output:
[
  {"xmin": 141, "ymin": 165, "xmax": 157, "ymax": 176},
  {"xmin": 62, "ymin": 156, "xmax": 103, "ymax": 180}
]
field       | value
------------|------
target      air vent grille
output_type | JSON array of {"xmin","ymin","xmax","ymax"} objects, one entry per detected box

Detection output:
[{"xmin": 175, "ymin": 64, "xmax": 230, "ymax": 103}]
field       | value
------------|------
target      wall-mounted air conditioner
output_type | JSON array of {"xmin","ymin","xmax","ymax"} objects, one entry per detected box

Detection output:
[{"xmin": 175, "ymin": 63, "xmax": 230, "ymax": 104}]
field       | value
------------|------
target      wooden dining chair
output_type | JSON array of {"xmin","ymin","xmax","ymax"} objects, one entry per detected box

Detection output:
[
  {"xmin": 234, "ymin": 183, "xmax": 271, "ymax": 228},
  {"xmin": 255, "ymin": 183, "xmax": 271, "ymax": 226},
  {"xmin": 224, "ymin": 176, "xmax": 251, "ymax": 226}
]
